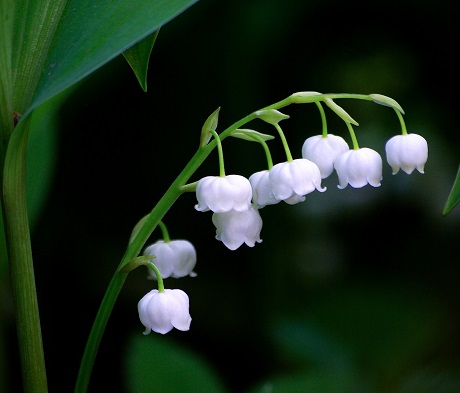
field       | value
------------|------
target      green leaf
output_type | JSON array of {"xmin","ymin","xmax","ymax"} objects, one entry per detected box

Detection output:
[
  {"xmin": 124, "ymin": 334, "xmax": 228, "ymax": 393},
  {"xmin": 247, "ymin": 371, "xmax": 364, "ymax": 393},
  {"xmin": 324, "ymin": 98, "xmax": 359, "ymax": 125},
  {"xmin": 443, "ymin": 164, "xmax": 460, "ymax": 216},
  {"xmin": 306, "ymin": 285, "xmax": 447, "ymax": 380},
  {"xmin": 269, "ymin": 318, "xmax": 352, "ymax": 371},
  {"xmin": 14, "ymin": 0, "xmax": 199, "ymax": 119},
  {"xmin": 0, "ymin": 0, "xmax": 14, "ymax": 139},
  {"xmin": 12, "ymin": 1, "xmax": 69, "ymax": 113},
  {"xmin": 123, "ymin": 30, "xmax": 160, "ymax": 92}
]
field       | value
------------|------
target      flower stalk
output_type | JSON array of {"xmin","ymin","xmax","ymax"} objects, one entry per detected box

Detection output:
[
  {"xmin": 75, "ymin": 118, "xmax": 239, "ymax": 392},
  {"xmin": 2, "ymin": 118, "xmax": 48, "ymax": 393},
  {"xmin": 74, "ymin": 91, "xmax": 409, "ymax": 392}
]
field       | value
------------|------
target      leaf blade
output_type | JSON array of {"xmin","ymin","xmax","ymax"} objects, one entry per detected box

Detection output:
[
  {"xmin": 443, "ymin": 164, "xmax": 460, "ymax": 216},
  {"xmin": 122, "ymin": 30, "xmax": 160, "ymax": 92},
  {"xmin": 25, "ymin": 0, "xmax": 199, "ymax": 117}
]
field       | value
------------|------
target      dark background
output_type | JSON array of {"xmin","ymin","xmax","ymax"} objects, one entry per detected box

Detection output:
[{"xmin": 5, "ymin": 0, "xmax": 460, "ymax": 392}]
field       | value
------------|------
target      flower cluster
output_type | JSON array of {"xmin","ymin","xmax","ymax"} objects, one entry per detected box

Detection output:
[
  {"xmin": 137, "ymin": 225, "xmax": 196, "ymax": 335},
  {"xmin": 194, "ymin": 133, "xmax": 427, "ymax": 251},
  {"xmin": 136, "ymin": 92, "xmax": 428, "ymax": 335}
]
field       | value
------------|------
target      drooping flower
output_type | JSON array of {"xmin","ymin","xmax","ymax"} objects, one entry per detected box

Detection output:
[
  {"xmin": 334, "ymin": 148, "xmax": 382, "ymax": 189},
  {"xmin": 194, "ymin": 175, "xmax": 252, "ymax": 213},
  {"xmin": 269, "ymin": 159, "xmax": 326, "ymax": 204},
  {"xmin": 138, "ymin": 289, "xmax": 192, "ymax": 335},
  {"xmin": 301, "ymin": 134, "xmax": 349, "ymax": 179},
  {"xmin": 385, "ymin": 133, "xmax": 428, "ymax": 175},
  {"xmin": 212, "ymin": 205, "xmax": 263, "ymax": 250},
  {"xmin": 143, "ymin": 240, "xmax": 197, "ymax": 279},
  {"xmin": 249, "ymin": 170, "xmax": 280, "ymax": 208}
]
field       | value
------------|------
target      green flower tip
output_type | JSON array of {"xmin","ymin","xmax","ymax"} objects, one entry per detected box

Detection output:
[
  {"xmin": 290, "ymin": 91, "xmax": 322, "ymax": 103},
  {"xmin": 254, "ymin": 109, "xmax": 289, "ymax": 125},
  {"xmin": 230, "ymin": 128, "xmax": 275, "ymax": 142},
  {"xmin": 324, "ymin": 98, "xmax": 359, "ymax": 126},
  {"xmin": 369, "ymin": 94, "xmax": 405, "ymax": 114},
  {"xmin": 200, "ymin": 107, "xmax": 221, "ymax": 147}
]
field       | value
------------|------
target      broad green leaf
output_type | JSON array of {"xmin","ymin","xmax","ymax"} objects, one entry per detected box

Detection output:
[
  {"xmin": 305, "ymin": 285, "xmax": 447, "ymax": 380},
  {"xmin": 123, "ymin": 30, "xmax": 160, "ymax": 92},
  {"xmin": 443, "ymin": 164, "xmax": 460, "ymax": 216},
  {"xmin": 124, "ymin": 334, "xmax": 228, "ymax": 393},
  {"xmin": 12, "ymin": 1, "xmax": 68, "ymax": 113},
  {"xmin": 13, "ymin": 0, "xmax": 199, "ymax": 119},
  {"xmin": 0, "ymin": 0, "xmax": 14, "ymax": 138},
  {"xmin": 247, "ymin": 371, "xmax": 364, "ymax": 393},
  {"xmin": 269, "ymin": 318, "xmax": 352, "ymax": 371},
  {"xmin": 0, "ymin": 205, "xmax": 7, "ymax": 271}
]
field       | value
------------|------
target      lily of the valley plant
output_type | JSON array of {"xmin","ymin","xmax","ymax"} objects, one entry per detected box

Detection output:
[
  {"xmin": 132, "ymin": 91, "xmax": 428, "ymax": 338},
  {"xmin": 0, "ymin": 2, "xmax": 434, "ymax": 392}
]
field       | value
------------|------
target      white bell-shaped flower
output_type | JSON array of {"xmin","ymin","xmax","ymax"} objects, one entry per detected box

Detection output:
[
  {"xmin": 334, "ymin": 148, "xmax": 382, "ymax": 189},
  {"xmin": 385, "ymin": 133, "xmax": 428, "ymax": 175},
  {"xmin": 301, "ymin": 134, "xmax": 349, "ymax": 179},
  {"xmin": 195, "ymin": 175, "xmax": 252, "ymax": 213},
  {"xmin": 143, "ymin": 240, "xmax": 197, "ymax": 279},
  {"xmin": 138, "ymin": 289, "xmax": 192, "ymax": 335},
  {"xmin": 212, "ymin": 205, "xmax": 263, "ymax": 250},
  {"xmin": 269, "ymin": 159, "xmax": 326, "ymax": 204},
  {"xmin": 249, "ymin": 170, "xmax": 280, "ymax": 208}
]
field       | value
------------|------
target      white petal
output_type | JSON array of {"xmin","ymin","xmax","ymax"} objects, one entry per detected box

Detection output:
[
  {"xmin": 194, "ymin": 175, "xmax": 252, "ymax": 213},
  {"xmin": 212, "ymin": 206, "xmax": 263, "ymax": 250},
  {"xmin": 385, "ymin": 133, "xmax": 428, "ymax": 175},
  {"xmin": 269, "ymin": 159, "xmax": 325, "ymax": 204},
  {"xmin": 137, "ymin": 289, "xmax": 192, "ymax": 335},
  {"xmin": 334, "ymin": 148, "xmax": 382, "ymax": 189},
  {"xmin": 301, "ymin": 134, "xmax": 349, "ymax": 178},
  {"xmin": 249, "ymin": 170, "xmax": 280, "ymax": 208}
]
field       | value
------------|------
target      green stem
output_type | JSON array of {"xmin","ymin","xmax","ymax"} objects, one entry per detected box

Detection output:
[
  {"xmin": 74, "ymin": 111, "xmax": 257, "ymax": 393},
  {"xmin": 74, "ymin": 91, "xmax": 384, "ymax": 392},
  {"xmin": 147, "ymin": 262, "xmax": 164, "ymax": 292},
  {"xmin": 210, "ymin": 129, "xmax": 225, "ymax": 177},
  {"xmin": 251, "ymin": 134, "xmax": 273, "ymax": 169},
  {"xmin": 2, "ymin": 118, "xmax": 48, "ymax": 393},
  {"xmin": 274, "ymin": 123, "xmax": 293, "ymax": 162},
  {"xmin": 262, "ymin": 92, "xmax": 373, "ymax": 110},
  {"xmin": 394, "ymin": 107, "xmax": 408, "ymax": 135},
  {"xmin": 346, "ymin": 122, "xmax": 360, "ymax": 150},
  {"xmin": 158, "ymin": 221, "xmax": 170, "ymax": 243},
  {"xmin": 315, "ymin": 101, "xmax": 328, "ymax": 137}
]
